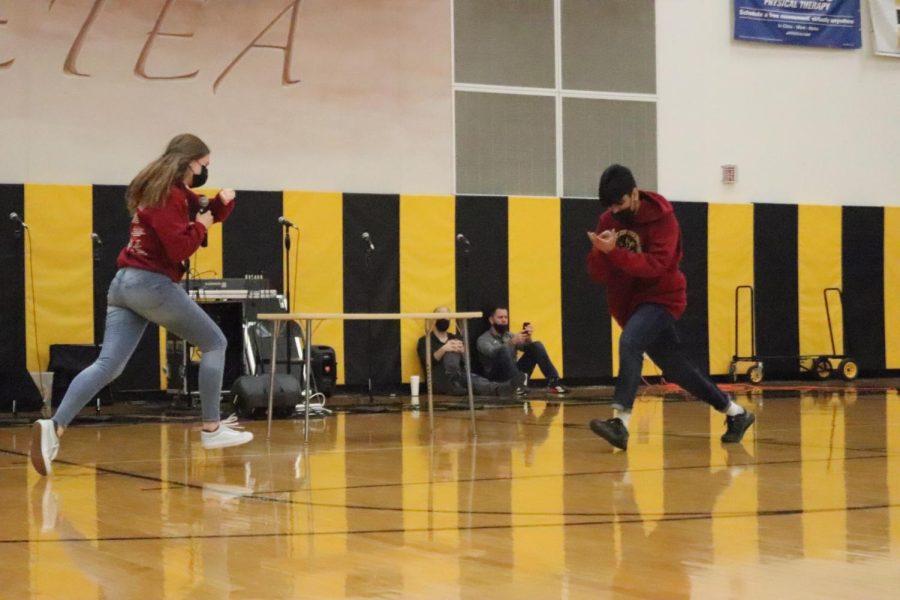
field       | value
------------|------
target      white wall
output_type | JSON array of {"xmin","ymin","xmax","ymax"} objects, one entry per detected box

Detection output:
[
  {"xmin": 2, "ymin": 0, "xmax": 897, "ymax": 205},
  {"xmin": 656, "ymin": 0, "xmax": 900, "ymax": 206}
]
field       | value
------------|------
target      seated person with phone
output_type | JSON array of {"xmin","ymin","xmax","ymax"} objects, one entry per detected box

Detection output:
[
  {"xmin": 417, "ymin": 306, "xmax": 521, "ymax": 397},
  {"xmin": 476, "ymin": 307, "xmax": 568, "ymax": 395}
]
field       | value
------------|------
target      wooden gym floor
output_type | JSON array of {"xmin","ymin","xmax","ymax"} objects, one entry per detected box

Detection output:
[{"xmin": 1, "ymin": 387, "xmax": 899, "ymax": 599}]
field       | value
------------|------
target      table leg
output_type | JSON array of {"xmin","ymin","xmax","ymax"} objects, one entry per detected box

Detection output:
[
  {"xmin": 266, "ymin": 320, "xmax": 282, "ymax": 440},
  {"xmin": 304, "ymin": 319, "xmax": 313, "ymax": 443},
  {"xmin": 425, "ymin": 322, "xmax": 434, "ymax": 431},
  {"xmin": 461, "ymin": 319, "xmax": 477, "ymax": 435}
]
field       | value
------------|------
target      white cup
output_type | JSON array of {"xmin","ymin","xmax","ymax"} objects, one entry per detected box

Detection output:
[{"xmin": 410, "ymin": 375, "xmax": 421, "ymax": 397}]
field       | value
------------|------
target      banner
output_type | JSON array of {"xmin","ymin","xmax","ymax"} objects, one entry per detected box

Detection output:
[
  {"xmin": 870, "ymin": 0, "xmax": 900, "ymax": 57},
  {"xmin": 734, "ymin": 0, "xmax": 862, "ymax": 48}
]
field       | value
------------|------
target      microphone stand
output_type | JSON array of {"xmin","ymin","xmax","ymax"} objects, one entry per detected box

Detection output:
[
  {"xmin": 282, "ymin": 222, "xmax": 294, "ymax": 380},
  {"xmin": 10, "ymin": 219, "xmax": 27, "ymax": 415},
  {"xmin": 458, "ymin": 238, "xmax": 472, "ymax": 351},
  {"xmin": 365, "ymin": 243, "xmax": 374, "ymax": 403},
  {"xmin": 180, "ymin": 257, "xmax": 194, "ymax": 408},
  {"xmin": 460, "ymin": 240, "xmax": 471, "ymax": 312},
  {"xmin": 92, "ymin": 234, "xmax": 103, "ymax": 413}
]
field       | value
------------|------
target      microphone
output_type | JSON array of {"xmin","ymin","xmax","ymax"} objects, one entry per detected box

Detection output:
[
  {"xmin": 361, "ymin": 232, "xmax": 375, "ymax": 251},
  {"xmin": 456, "ymin": 233, "xmax": 471, "ymax": 248},
  {"xmin": 9, "ymin": 212, "xmax": 28, "ymax": 229},
  {"xmin": 278, "ymin": 216, "xmax": 298, "ymax": 229},
  {"xmin": 196, "ymin": 195, "xmax": 209, "ymax": 247},
  {"xmin": 91, "ymin": 233, "xmax": 102, "ymax": 262}
]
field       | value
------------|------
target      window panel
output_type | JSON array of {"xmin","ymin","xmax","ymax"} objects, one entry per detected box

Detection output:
[
  {"xmin": 454, "ymin": 0, "xmax": 555, "ymax": 88},
  {"xmin": 562, "ymin": 0, "xmax": 656, "ymax": 93},
  {"xmin": 456, "ymin": 91, "xmax": 557, "ymax": 197},
  {"xmin": 563, "ymin": 97, "xmax": 657, "ymax": 198}
]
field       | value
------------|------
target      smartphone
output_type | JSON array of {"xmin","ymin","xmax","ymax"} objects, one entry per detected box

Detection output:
[{"xmin": 522, "ymin": 322, "xmax": 530, "ymax": 330}]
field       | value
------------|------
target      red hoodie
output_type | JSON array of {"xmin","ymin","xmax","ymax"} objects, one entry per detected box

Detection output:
[
  {"xmin": 116, "ymin": 183, "xmax": 235, "ymax": 282},
  {"xmin": 586, "ymin": 190, "xmax": 686, "ymax": 326}
]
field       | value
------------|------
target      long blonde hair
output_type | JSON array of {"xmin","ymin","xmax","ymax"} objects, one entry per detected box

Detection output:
[{"xmin": 126, "ymin": 134, "xmax": 210, "ymax": 215}]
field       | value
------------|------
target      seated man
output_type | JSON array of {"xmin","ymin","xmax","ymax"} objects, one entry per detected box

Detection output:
[
  {"xmin": 417, "ymin": 306, "xmax": 521, "ymax": 397},
  {"xmin": 476, "ymin": 307, "xmax": 568, "ymax": 395}
]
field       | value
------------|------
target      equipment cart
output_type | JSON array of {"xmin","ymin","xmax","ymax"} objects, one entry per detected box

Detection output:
[{"xmin": 729, "ymin": 286, "xmax": 858, "ymax": 384}]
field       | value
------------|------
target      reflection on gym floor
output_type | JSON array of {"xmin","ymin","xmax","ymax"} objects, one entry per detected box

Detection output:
[{"xmin": 1, "ymin": 389, "xmax": 898, "ymax": 599}]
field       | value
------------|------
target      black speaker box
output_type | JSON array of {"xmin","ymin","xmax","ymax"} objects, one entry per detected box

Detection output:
[
  {"xmin": 230, "ymin": 374, "xmax": 300, "ymax": 419},
  {"xmin": 246, "ymin": 322, "xmax": 337, "ymax": 397},
  {"xmin": 0, "ymin": 366, "xmax": 43, "ymax": 412},
  {"xmin": 310, "ymin": 345, "xmax": 337, "ymax": 397}
]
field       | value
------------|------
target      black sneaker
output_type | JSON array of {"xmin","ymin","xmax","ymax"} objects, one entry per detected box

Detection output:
[
  {"xmin": 721, "ymin": 410, "xmax": 755, "ymax": 444},
  {"xmin": 589, "ymin": 418, "xmax": 629, "ymax": 450},
  {"xmin": 514, "ymin": 372, "xmax": 529, "ymax": 397},
  {"xmin": 547, "ymin": 378, "xmax": 569, "ymax": 395}
]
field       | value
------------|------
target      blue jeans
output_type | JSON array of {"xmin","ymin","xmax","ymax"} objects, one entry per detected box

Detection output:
[
  {"xmin": 613, "ymin": 303, "xmax": 729, "ymax": 412},
  {"xmin": 488, "ymin": 341, "xmax": 559, "ymax": 383},
  {"xmin": 53, "ymin": 268, "xmax": 227, "ymax": 427}
]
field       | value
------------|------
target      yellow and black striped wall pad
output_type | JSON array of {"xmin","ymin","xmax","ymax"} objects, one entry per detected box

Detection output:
[{"xmin": 1, "ymin": 184, "xmax": 897, "ymax": 391}]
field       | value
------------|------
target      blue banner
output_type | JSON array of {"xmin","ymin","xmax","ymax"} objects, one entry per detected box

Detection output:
[{"xmin": 734, "ymin": 0, "xmax": 861, "ymax": 49}]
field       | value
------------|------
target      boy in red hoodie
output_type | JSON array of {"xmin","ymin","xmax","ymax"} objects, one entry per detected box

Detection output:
[{"xmin": 586, "ymin": 164, "xmax": 754, "ymax": 450}]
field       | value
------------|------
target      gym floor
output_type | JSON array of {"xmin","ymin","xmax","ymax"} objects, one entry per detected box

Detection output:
[{"xmin": 1, "ymin": 382, "xmax": 898, "ymax": 599}]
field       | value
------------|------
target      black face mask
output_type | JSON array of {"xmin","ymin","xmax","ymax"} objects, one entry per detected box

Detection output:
[
  {"xmin": 493, "ymin": 323, "xmax": 508, "ymax": 335},
  {"xmin": 191, "ymin": 164, "xmax": 208, "ymax": 188},
  {"xmin": 435, "ymin": 319, "xmax": 450, "ymax": 332}
]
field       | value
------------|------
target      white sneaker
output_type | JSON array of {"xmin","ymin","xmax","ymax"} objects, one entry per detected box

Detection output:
[
  {"xmin": 29, "ymin": 419, "xmax": 59, "ymax": 476},
  {"xmin": 201, "ymin": 419, "xmax": 253, "ymax": 449}
]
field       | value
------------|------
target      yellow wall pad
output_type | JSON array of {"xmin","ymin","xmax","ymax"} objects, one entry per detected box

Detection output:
[
  {"xmin": 798, "ymin": 205, "xmax": 843, "ymax": 360},
  {"xmin": 707, "ymin": 203, "xmax": 754, "ymax": 375},
  {"xmin": 399, "ymin": 195, "xmax": 456, "ymax": 382},
  {"xmin": 508, "ymin": 196, "xmax": 564, "ymax": 379},
  {"xmin": 24, "ymin": 184, "xmax": 94, "ymax": 373},
  {"xmin": 282, "ymin": 191, "xmax": 345, "ymax": 384},
  {"xmin": 159, "ymin": 327, "xmax": 168, "ymax": 389}
]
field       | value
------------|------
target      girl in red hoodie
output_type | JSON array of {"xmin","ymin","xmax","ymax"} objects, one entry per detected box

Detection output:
[
  {"xmin": 30, "ymin": 134, "xmax": 252, "ymax": 476},
  {"xmin": 586, "ymin": 164, "xmax": 754, "ymax": 451}
]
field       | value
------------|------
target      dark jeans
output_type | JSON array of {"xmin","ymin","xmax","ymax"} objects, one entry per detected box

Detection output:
[
  {"xmin": 487, "ymin": 341, "xmax": 559, "ymax": 383},
  {"xmin": 433, "ymin": 352, "xmax": 505, "ymax": 396},
  {"xmin": 613, "ymin": 303, "xmax": 729, "ymax": 412}
]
